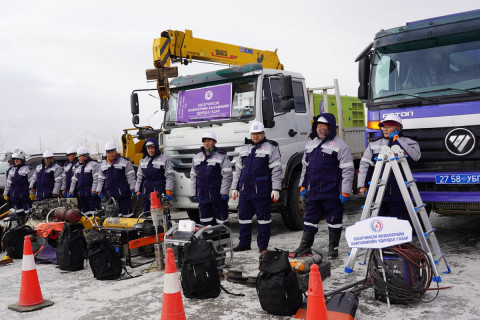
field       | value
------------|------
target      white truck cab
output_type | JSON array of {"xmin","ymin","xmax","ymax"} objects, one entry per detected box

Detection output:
[{"xmin": 133, "ymin": 63, "xmax": 313, "ymax": 230}]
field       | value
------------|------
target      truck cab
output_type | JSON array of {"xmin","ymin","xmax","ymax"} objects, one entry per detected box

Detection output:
[
  {"xmin": 157, "ymin": 63, "xmax": 311, "ymax": 229},
  {"xmin": 357, "ymin": 10, "xmax": 480, "ymax": 214}
]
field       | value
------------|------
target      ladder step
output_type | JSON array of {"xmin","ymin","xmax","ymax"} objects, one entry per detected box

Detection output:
[
  {"xmin": 434, "ymin": 252, "xmax": 447, "ymax": 263},
  {"xmin": 404, "ymin": 179, "xmax": 417, "ymax": 187},
  {"xmin": 424, "ymin": 227, "xmax": 436, "ymax": 238},
  {"xmin": 414, "ymin": 203, "xmax": 427, "ymax": 212},
  {"xmin": 368, "ymin": 180, "xmax": 385, "ymax": 187}
]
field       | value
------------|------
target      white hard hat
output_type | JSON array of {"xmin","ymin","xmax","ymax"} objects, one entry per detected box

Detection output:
[
  {"xmin": 202, "ymin": 131, "xmax": 217, "ymax": 142},
  {"xmin": 77, "ymin": 146, "xmax": 90, "ymax": 156},
  {"xmin": 105, "ymin": 142, "xmax": 117, "ymax": 151},
  {"xmin": 11, "ymin": 150, "xmax": 26, "ymax": 160},
  {"xmin": 316, "ymin": 116, "xmax": 329, "ymax": 124},
  {"xmin": 145, "ymin": 141, "xmax": 155, "ymax": 147},
  {"xmin": 380, "ymin": 114, "xmax": 403, "ymax": 128},
  {"xmin": 43, "ymin": 150, "xmax": 54, "ymax": 158},
  {"xmin": 66, "ymin": 146, "xmax": 77, "ymax": 155},
  {"xmin": 0, "ymin": 151, "xmax": 13, "ymax": 162},
  {"xmin": 250, "ymin": 121, "xmax": 265, "ymax": 133}
]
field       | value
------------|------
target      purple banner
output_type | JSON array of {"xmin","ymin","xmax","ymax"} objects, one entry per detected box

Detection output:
[{"xmin": 177, "ymin": 83, "xmax": 232, "ymax": 122}]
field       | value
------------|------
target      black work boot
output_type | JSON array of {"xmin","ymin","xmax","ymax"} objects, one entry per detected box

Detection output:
[
  {"xmin": 294, "ymin": 231, "xmax": 315, "ymax": 257},
  {"xmin": 233, "ymin": 244, "xmax": 251, "ymax": 252},
  {"xmin": 328, "ymin": 231, "xmax": 342, "ymax": 259}
]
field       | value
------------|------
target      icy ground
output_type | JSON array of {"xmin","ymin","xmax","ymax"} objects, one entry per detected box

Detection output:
[{"xmin": 1, "ymin": 195, "xmax": 480, "ymax": 320}]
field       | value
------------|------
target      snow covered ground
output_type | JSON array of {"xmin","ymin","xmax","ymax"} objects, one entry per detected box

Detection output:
[{"xmin": 1, "ymin": 196, "xmax": 479, "ymax": 319}]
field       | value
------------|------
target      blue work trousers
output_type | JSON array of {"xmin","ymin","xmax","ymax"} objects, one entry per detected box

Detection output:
[
  {"xmin": 238, "ymin": 197, "xmax": 271, "ymax": 249},
  {"xmin": 303, "ymin": 199, "xmax": 343, "ymax": 234}
]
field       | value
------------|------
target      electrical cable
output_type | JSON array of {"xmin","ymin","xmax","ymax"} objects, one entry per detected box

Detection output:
[{"xmin": 365, "ymin": 243, "xmax": 440, "ymax": 304}]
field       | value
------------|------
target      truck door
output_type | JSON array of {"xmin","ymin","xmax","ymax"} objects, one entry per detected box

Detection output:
[{"xmin": 262, "ymin": 77, "xmax": 310, "ymax": 152}]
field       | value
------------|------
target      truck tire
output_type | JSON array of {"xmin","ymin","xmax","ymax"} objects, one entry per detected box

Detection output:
[
  {"xmin": 187, "ymin": 209, "xmax": 200, "ymax": 224},
  {"xmin": 282, "ymin": 170, "xmax": 305, "ymax": 231}
]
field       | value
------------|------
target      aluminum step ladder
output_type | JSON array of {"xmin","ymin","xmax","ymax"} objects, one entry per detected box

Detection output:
[{"xmin": 345, "ymin": 145, "xmax": 450, "ymax": 282}]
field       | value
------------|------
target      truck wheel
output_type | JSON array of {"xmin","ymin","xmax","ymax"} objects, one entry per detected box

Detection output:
[
  {"xmin": 187, "ymin": 209, "xmax": 200, "ymax": 224},
  {"xmin": 282, "ymin": 170, "xmax": 305, "ymax": 231}
]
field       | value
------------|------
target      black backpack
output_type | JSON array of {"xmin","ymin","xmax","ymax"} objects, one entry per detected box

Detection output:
[
  {"xmin": 87, "ymin": 238, "xmax": 124, "ymax": 280},
  {"xmin": 2, "ymin": 225, "xmax": 34, "ymax": 259},
  {"xmin": 0, "ymin": 226, "xmax": 4, "ymax": 252},
  {"xmin": 56, "ymin": 223, "xmax": 87, "ymax": 271},
  {"xmin": 180, "ymin": 238, "xmax": 221, "ymax": 299},
  {"xmin": 256, "ymin": 249, "xmax": 303, "ymax": 316}
]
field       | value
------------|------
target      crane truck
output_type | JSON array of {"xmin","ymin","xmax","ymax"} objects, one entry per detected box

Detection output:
[
  {"xmin": 124, "ymin": 29, "xmax": 365, "ymax": 230},
  {"xmin": 356, "ymin": 10, "xmax": 480, "ymax": 215}
]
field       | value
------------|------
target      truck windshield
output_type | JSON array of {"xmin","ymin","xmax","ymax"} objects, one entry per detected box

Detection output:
[
  {"xmin": 371, "ymin": 32, "xmax": 480, "ymax": 103},
  {"xmin": 165, "ymin": 77, "xmax": 256, "ymax": 127}
]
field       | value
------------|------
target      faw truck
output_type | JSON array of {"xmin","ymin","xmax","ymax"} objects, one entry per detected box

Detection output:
[
  {"xmin": 124, "ymin": 30, "xmax": 365, "ymax": 230},
  {"xmin": 356, "ymin": 10, "xmax": 480, "ymax": 214}
]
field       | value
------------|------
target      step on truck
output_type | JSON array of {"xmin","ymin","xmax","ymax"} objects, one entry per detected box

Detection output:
[
  {"xmin": 123, "ymin": 29, "xmax": 365, "ymax": 230},
  {"xmin": 356, "ymin": 10, "xmax": 480, "ymax": 215}
]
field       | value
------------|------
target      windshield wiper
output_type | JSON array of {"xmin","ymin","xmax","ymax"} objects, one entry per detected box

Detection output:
[
  {"xmin": 191, "ymin": 118, "xmax": 223, "ymax": 126},
  {"xmin": 465, "ymin": 86, "xmax": 480, "ymax": 92},
  {"xmin": 417, "ymin": 87, "xmax": 480, "ymax": 96},
  {"xmin": 372, "ymin": 93, "xmax": 437, "ymax": 103},
  {"xmin": 165, "ymin": 120, "xmax": 199, "ymax": 128}
]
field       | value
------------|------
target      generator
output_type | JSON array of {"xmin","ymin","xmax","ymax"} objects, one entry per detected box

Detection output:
[
  {"xmin": 99, "ymin": 219, "xmax": 164, "ymax": 268},
  {"xmin": 163, "ymin": 223, "xmax": 233, "ymax": 270},
  {"xmin": 374, "ymin": 250, "xmax": 421, "ymax": 304}
]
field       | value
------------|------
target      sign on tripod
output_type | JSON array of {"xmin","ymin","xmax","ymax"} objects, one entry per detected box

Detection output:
[{"xmin": 345, "ymin": 216, "xmax": 412, "ymax": 249}]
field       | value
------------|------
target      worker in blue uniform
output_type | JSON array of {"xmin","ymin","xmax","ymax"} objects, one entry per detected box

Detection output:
[
  {"xmin": 68, "ymin": 147, "xmax": 101, "ymax": 212},
  {"xmin": 3, "ymin": 150, "xmax": 35, "ymax": 222},
  {"xmin": 357, "ymin": 114, "xmax": 421, "ymax": 221},
  {"xmin": 294, "ymin": 113, "xmax": 354, "ymax": 259},
  {"xmin": 135, "ymin": 138, "xmax": 175, "ymax": 215},
  {"xmin": 231, "ymin": 121, "xmax": 282, "ymax": 253},
  {"xmin": 30, "ymin": 150, "xmax": 63, "ymax": 200},
  {"xmin": 61, "ymin": 146, "xmax": 79, "ymax": 198},
  {"xmin": 97, "ymin": 142, "xmax": 136, "ymax": 217},
  {"xmin": 190, "ymin": 131, "xmax": 233, "ymax": 226}
]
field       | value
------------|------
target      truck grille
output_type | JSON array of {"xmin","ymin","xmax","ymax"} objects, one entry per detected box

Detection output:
[
  {"xmin": 404, "ymin": 125, "xmax": 480, "ymax": 163},
  {"xmin": 403, "ymin": 126, "xmax": 480, "ymax": 195},
  {"xmin": 432, "ymin": 202, "xmax": 480, "ymax": 214}
]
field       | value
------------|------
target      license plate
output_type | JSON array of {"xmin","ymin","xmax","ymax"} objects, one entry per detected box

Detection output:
[{"xmin": 435, "ymin": 174, "xmax": 480, "ymax": 184}]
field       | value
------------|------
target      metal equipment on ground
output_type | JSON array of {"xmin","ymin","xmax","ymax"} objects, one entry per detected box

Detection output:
[
  {"xmin": 345, "ymin": 145, "xmax": 450, "ymax": 281},
  {"xmin": 163, "ymin": 223, "xmax": 233, "ymax": 270}
]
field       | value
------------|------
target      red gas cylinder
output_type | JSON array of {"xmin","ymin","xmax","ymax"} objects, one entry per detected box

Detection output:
[
  {"xmin": 54, "ymin": 207, "xmax": 68, "ymax": 221},
  {"xmin": 64, "ymin": 208, "xmax": 82, "ymax": 223},
  {"xmin": 55, "ymin": 207, "xmax": 82, "ymax": 223}
]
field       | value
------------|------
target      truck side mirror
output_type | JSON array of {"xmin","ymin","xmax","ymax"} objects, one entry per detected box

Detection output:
[
  {"xmin": 131, "ymin": 93, "xmax": 139, "ymax": 115},
  {"xmin": 132, "ymin": 115, "xmax": 139, "ymax": 125},
  {"xmin": 281, "ymin": 100, "xmax": 295, "ymax": 111},
  {"xmin": 358, "ymin": 56, "xmax": 370, "ymax": 100},
  {"xmin": 280, "ymin": 76, "xmax": 294, "ymax": 100},
  {"xmin": 280, "ymin": 75, "xmax": 295, "ymax": 111}
]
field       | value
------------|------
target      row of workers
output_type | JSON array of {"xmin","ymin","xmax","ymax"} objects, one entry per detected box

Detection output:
[
  {"xmin": 1, "ymin": 112, "xmax": 419, "ymax": 258},
  {"xmin": 189, "ymin": 112, "xmax": 419, "ymax": 258},
  {"xmin": 1, "ymin": 139, "xmax": 174, "ymax": 219}
]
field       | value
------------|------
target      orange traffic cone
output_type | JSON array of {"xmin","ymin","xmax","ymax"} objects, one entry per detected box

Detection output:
[
  {"xmin": 306, "ymin": 264, "xmax": 328, "ymax": 320},
  {"xmin": 8, "ymin": 236, "xmax": 54, "ymax": 312},
  {"xmin": 161, "ymin": 248, "xmax": 186, "ymax": 320}
]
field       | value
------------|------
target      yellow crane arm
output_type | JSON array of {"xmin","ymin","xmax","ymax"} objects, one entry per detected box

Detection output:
[{"xmin": 152, "ymin": 29, "xmax": 284, "ymax": 70}]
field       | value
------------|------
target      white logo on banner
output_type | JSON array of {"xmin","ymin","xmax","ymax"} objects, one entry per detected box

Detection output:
[{"xmin": 205, "ymin": 90, "xmax": 213, "ymax": 100}]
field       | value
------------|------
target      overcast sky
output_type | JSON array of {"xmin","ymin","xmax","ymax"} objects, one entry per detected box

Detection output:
[{"xmin": 1, "ymin": 0, "xmax": 479, "ymax": 153}]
